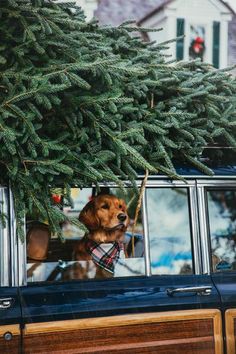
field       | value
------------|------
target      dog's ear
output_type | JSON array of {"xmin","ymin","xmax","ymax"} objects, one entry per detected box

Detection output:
[{"xmin": 79, "ymin": 199, "xmax": 100, "ymax": 230}]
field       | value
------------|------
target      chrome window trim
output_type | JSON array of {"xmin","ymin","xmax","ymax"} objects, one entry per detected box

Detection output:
[
  {"xmin": 99, "ymin": 179, "xmax": 196, "ymax": 188},
  {"xmin": 18, "ymin": 231, "xmax": 27, "ymax": 287},
  {"xmin": 9, "ymin": 189, "xmax": 18, "ymax": 287},
  {"xmin": 142, "ymin": 189, "xmax": 151, "ymax": 276},
  {"xmin": 196, "ymin": 179, "xmax": 236, "ymax": 187},
  {"xmin": 189, "ymin": 185, "xmax": 202, "ymax": 275},
  {"xmin": 196, "ymin": 185, "xmax": 210, "ymax": 275},
  {"xmin": 9, "ymin": 189, "xmax": 19, "ymax": 287},
  {"xmin": 138, "ymin": 175, "xmax": 236, "ymax": 181},
  {"xmin": 145, "ymin": 180, "xmax": 196, "ymax": 187},
  {"xmin": 9, "ymin": 189, "xmax": 26, "ymax": 287},
  {"xmin": 0, "ymin": 187, "xmax": 10, "ymax": 287}
]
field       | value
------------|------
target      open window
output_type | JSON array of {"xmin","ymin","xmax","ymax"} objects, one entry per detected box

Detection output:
[
  {"xmin": 26, "ymin": 187, "xmax": 146, "ymax": 282},
  {"xmin": 25, "ymin": 182, "xmax": 198, "ymax": 283}
]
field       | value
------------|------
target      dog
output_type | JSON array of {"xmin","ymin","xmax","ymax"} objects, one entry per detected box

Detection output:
[{"xmin": 72, "ymin": 194, "xmax": 130, "ymax": 279}]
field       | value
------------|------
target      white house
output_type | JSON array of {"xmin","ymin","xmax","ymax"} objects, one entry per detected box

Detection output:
[{"xmin": 138, "ymin": 0, "xmax": 234, "ymax": 68}]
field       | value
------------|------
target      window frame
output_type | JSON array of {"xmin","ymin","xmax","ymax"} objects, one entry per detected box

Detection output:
[
  {"xmin": 201, "ymin": 181, "xmax": 236, "ymax": 273},
  {"xmin": 144, "ymin": 179, "xmax": 201, "ymax": 276},
  {"xmin": 0, "ymin": 187, "xmax": 26, "ymax": 287},
  {"xmin": 13, "ymin": 177, "xmax": 236, "ymax": 287},
  {"xmin": 197, "ymin": 179, "xmax": 236, "ymax": 275},
  {"xmin": 0, "ymin": 187, "xmax": 10, "ymax": 287}
]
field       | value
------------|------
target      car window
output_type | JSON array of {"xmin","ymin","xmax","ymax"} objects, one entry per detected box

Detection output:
[
  {"xmin": 207, "ymin": 189, "xmax": 236, "ymax": 272},
  {"xmin": 146, "ymin": 188, "xmax": 193, "ymax": 275},
  {"xmin": 26, "ymin": 187, "xmax": 145, "ymax": 282}
]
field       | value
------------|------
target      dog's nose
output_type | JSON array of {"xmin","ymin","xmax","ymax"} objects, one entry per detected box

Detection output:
[{"xmin": 117, "ymin": 213, "xmax": 127, "ymax": 222}]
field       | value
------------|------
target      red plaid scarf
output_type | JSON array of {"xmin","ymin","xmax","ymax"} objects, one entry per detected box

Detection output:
[{"xmin": 85, "ymin": 238, "xmax": 123, "ymax": 274}]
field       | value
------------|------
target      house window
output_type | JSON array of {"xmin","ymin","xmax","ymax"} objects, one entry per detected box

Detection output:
[
  {"xmin": 25, "ymin": 184, "xmax": 196, "ymax": 283},
  {"xmin": 189, "ymin": 24, "xmax": 206, "ymax": 61},
  {"xmin": 176, "ymin": 19, "xmax": 221, "ymax": 67}
]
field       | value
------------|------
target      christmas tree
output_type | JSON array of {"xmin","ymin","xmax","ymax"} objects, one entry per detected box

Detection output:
[{"xmin": 1, "ymin": 0, "xmax": 236, "ymax": 238}]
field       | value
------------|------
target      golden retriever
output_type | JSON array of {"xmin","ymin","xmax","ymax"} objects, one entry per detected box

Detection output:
[{"xmin": 72, "ymin": 194, "xmax": 130, "ymax": 278}]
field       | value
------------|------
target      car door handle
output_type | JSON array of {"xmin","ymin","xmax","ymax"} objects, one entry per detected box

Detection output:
[
  {"xmin": 0, "ymin": 298, "xmax": 14, "ymax": 309},
  {"xmin": 166, "ymin": 286, "xmax": 212, "ymax": 297}
]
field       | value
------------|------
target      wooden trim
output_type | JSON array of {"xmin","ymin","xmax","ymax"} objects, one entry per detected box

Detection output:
[
  {"xmin": 25, "ymin": 308, "xmax": 223, "ymax": 353},
  {"xmin": 0, "ymin": 324, "xmax": 20, "ymax": 336},
  {"xmin": 225, "ymin": 309, "xmax": 236, "ymax": 354},
  {"xmin": 25, "ymin": 309, "xmax": 221, "ymax": 334},
  {"xmin": 67, "ymin": 337, "xmax": 214, "ymax": 354},
  {"xmin": 213, "ymin": 309, "xmax": 223, "ymax": 354}
]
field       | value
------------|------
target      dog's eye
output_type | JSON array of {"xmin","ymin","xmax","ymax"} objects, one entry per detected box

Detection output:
[
  {"xmin": 101, "ymin": 204, "xmax": 109, "ymax": 209},
  {"xmin": 119, "ymin": 204, "xmax": 122, "ymax": 209}
]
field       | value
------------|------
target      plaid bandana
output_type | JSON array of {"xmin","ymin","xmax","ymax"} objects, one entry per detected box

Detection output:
[{"xmin": 85, "ymin": 238, "xmax": 123, "ymax": 274}]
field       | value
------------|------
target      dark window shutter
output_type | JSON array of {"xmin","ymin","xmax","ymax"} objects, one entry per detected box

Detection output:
[
  {"xmin": 176, "ymin": 18, "xmax": 185, "ymax": 60},
  {"xmin": 213, "ymin": 21, "xmax": 220, "ymax": 68}
]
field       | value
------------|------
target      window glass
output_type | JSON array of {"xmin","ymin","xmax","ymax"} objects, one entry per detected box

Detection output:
[
  {"xmin": 26, "ymin": 187, "xmax": 145, "ymax": 282},
  {"xmin": 189, "ymin": 24, "xmax": 205, "ymax": 61},
  {"xmin": 146, "ymin": 188, "xmax": 193, "ymax": 275},
  {"xmin": 207, "ymin": 189, "xmax": 236, "ymax": 272}
]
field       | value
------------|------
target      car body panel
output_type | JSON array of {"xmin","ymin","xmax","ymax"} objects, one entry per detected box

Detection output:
[
  {"xmin": 212, "ymin": 273, "xmax": 236, "ymax": 310},
  {"xmin": 19, "ymin": 274, "xmax": 222, "ymax": 352},
  {"xmin": 20, "ymin": 275, "xmax": 220, "ymax": 322},
  {"xmin": 0, "ymin": 287, "xmax": 21, "ymax": 354}
]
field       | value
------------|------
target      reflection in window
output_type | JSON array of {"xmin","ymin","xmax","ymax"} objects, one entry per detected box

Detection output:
[
  {"xmin": 208, "ymin": 190, "xmax": 236, "ymax": 272},
  {"xmin": 147, "ymin": 188, "xmax": 193, "ymax": 275},
  {"xmin": 26, "ymin": 188, "xmax": 145, "ymax": 282}
]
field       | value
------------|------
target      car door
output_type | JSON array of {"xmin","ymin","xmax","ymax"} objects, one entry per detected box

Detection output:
[
  {"xmin": 19, "ymin": 181, "xmax": 223, "ymax": 354},
  {"xmin": 199, "ymin": 179, "xmax": 236, "ymax": 354},
  {"xmin": 0, "ymin": 187, "xmax": 22, "ymax": 354}
]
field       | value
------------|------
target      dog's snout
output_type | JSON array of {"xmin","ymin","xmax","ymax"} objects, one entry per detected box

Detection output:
[{"xmin": 117, "ymin": 213, "xmax": 127, "ymax": 222}]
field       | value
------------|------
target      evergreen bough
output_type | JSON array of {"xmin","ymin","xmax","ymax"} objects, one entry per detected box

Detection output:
[{"xmin": 1, "ymin": 0, "xmax": 236, "ymax": 239}]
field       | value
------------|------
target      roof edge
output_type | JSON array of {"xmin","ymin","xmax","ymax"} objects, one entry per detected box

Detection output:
[
  {"xmin": 220, "ymin": 0, "xmax": 235, "ymax": 15},
  {"xmin": 137, "ymin": 0, "xmax": 173, "ymax": 25},
  {"xmin": 138, "ymin": 0, "xmax": 235, "ymax": 26}
]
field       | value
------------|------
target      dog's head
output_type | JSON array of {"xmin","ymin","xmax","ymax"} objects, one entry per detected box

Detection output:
[{"xmin": 79, "ymin": 194, "xmax": 129, "ymax": 243}]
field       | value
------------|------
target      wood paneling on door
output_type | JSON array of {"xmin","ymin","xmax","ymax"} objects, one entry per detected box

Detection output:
[
  {"xmin": 24, "ymin": 309, "xmax": 223, "ymax": 354},
  {"xmin": 0, "ymin": 324, "xmax": 21, "ymax": 354},
  {"xmin": 225, "ymin": 309, "xmax": 236, "ymax": 354}
]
